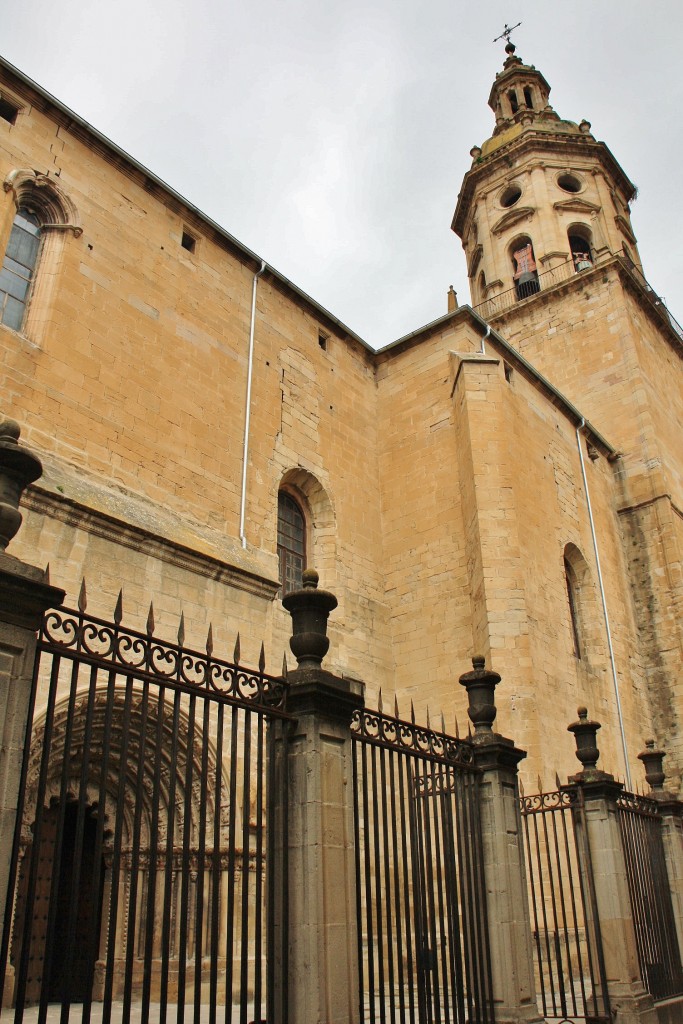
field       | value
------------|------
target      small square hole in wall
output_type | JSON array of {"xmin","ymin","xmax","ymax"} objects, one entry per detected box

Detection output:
[
  {"xmin": 504, "ymin": 363, "xmax": 514, "ymax": 383},
  {"xmin": 181, "ymin": 231, "xmax": 196, "ymax": 253},
  {"xmin": 0, "ymin": 98, "xmax": 19, "ymax": 125},
  {"xmin": 318, "ymin": 331, "xmax": 328, "ymax": 351}
]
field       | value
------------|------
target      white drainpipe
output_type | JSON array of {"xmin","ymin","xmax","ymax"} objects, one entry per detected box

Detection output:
[
  {"xmin": 479, "ymin": 324, "xmax": 491, "ymax": 355},
  {"xmin": 575, "ymin": 418, "xmax": 632, "ymax": 788},
  {"xmin": 239, "ymin": 260, "xmax": 267, "ymax": 549}
]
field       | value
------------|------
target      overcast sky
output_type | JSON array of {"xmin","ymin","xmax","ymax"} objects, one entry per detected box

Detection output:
[{"xmin": 3, "ymin": 0, "xmax": 682, "ymax": 348}]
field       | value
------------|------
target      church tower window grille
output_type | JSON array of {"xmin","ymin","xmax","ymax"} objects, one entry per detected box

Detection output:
[
  {"xmin": 0, "ymin": 208, "xmax": 41, "ymax": 331},
  {"xmin": 278, "ymin": 492, "xmax": 306, "ymax": 594}
]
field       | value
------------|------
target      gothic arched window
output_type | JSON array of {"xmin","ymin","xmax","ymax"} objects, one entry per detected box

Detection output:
[
  {"xmin": 277, "ymin": 492, "xmax": 306, "ymax": 595},
  {"xmin": 0, "ymin": 208, "xmax": 41, "ymax": 331}
]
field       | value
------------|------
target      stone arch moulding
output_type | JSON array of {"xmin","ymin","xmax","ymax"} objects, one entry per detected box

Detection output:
[
  {"xmin": 277, "ymin": 467, "xmax": 337, "ymax": 588},
  {"xmin": 562, "ymin": 542, "xmax": 603, "ymax": 670},
  {"xmin": 4, "ymin": 168, "xmax": 82, "ymax": 235},
  {"xmin": 491, "ymin": 205, "xmax": 536, "ymax": 237},
  {"xmin": 23, "ymin": 687, "xmax": 221, "ymax": 851}
]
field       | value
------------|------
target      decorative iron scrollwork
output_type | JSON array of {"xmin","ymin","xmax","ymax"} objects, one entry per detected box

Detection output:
[
  {"xmin": 519, "ymin": 788, "xmax": 578, "ymax": 815},
  {"xmin": 41, "ymin": 607, "xmax": 287, "ymax": 709},
  {"xmin": 616, "ymin": 790, "xmax": 661, "ymax": 819},
  {"xmin": 350, "ymin": 706, "xmax": 475, "ymax": 768}
]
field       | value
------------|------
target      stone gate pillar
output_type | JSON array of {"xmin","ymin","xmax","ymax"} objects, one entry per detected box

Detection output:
[
  {"xmin": 638, "ymin": 739, "xmax": 683, "ymax": 966},
  {"xmin": 459, "ymin": 657, "xmax": 543, "ymax": 1024},
  {"xmin": 566, "ymin": 709, "xmax": 657, "ymax": 1024},
  {"xmin": 0, "ymin": 419, "xmax": 64, "ymax": 944},
  {"xmin": 270, "ymin": 569, "xmax": 363, "ymax": 1024}
]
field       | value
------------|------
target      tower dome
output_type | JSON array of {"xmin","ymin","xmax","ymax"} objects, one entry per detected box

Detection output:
[{"xmin": 453, "ymin": 44, "xmax": 640, "ymax": 310}]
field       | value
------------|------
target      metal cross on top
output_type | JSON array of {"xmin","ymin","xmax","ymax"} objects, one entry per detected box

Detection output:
[{"xmin": 493, "ymin": 21, "xmax": 522, "ymax": 46}]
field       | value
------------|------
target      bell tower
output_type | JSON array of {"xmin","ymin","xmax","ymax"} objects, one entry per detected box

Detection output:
[
  {"xmin": 452, "ymin": 39, "xmax": 641, "ymax": 311},
  {"xmin": 450, "ymin": 36, "xmax": 683, "ymax": 797}
]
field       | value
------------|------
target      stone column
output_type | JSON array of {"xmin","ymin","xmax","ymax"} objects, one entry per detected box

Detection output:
[
  {"xmin": 0, "ymin": 419, "xmax": 64, "ymax": 942},
  {"xmin": 271, "ymin": 569, "xmax": 363, "ymax": 1024},
  {"xmin": 459, "ymin": 657, "xmax": 543, "ymax": 1024},
  {"xmin": 566, "ymin": 709, "xmax": 657, "ymax": 1024},
  {"xmin": 638, "ymin": 740, "xmax": 683, "ymax": 963}
]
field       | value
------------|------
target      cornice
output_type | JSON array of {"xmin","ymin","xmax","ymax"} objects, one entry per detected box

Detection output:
[
  {"xmin": 490, "ymin": 206, "xmax": 535, "ymax": 236},
  {"xmin": 0, "ymin": 57, "xmax": 372, "ymax": 355},
  {"xmin": 453, "ymin": 134, "xmax": 635, "ymax": 238},
  {"xmin": 467, "ymin": 243, "xmax": 484, "ymax": 278},
  {"xmin": 615, "ymin": 213, "xmax": 637, "ymax": 245},
  {"xmin": 21, "ymin": 486, "xmax": 281, "ymax": 601},
  {"xmin": 553, "ymin": 197, "xmax": 601, "ymax": 215}
]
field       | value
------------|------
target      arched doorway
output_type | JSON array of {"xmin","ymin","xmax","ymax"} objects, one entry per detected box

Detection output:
[
  {"xmin": 12, "ymin": 799, "xmax": 105, "ymax": 1005},
  {"xmin": 48, "ymin": 801, "xmax": 104, "ymax": 1000}
]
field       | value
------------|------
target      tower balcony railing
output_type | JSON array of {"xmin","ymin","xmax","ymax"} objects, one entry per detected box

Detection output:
[
  {"xmin": 474, "ymin": 250, "xmax": 683, "ymax": 348},
  {"xmin": 613, "ymin": 253, "xmax": 683, "ymax": 345},
  {"xmin": 474, "ymin": 254, "xmax": 595, "ymax": 320}
]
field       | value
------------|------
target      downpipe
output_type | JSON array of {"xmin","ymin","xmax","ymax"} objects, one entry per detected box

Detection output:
[
  {"xmin": 575, "ymin": 418, "xmax": 632, "ymax": 788},
  {"xmin": 239, "ymin": 260, "xmax": 267, "ymax": 549}
]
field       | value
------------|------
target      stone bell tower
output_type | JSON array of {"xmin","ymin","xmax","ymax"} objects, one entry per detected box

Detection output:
[
  {"xmin": 451, "ymin": 38, "xmax": 683, "ymax": 794},
  {"xmin": 452, "ymin": 39, "xmax": 641, "ymax": 312}
]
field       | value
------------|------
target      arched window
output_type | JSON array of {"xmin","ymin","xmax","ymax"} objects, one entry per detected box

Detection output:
[
  {"xmin": 478, "ymin": 270, "xmax": 487, "ymax": 303},
  {"xmin": 523, "ymin": 86, "xmax": 534, "ymax": 109},
  {"xmin": 511, "ymin": 237, "xmax": 539, "ymax": 299},
  {"xmin": 0, "ymin": 208, "xmax": 41, "ymax": 330},
  {"xmin": 277, "ymin": 492, "xmax": 306, "ymax": 594},
  {"xmin": 568, "ymin": 225, "xmax": 593, "ymax": 272},
  {"xmin": 507, "ymin": 89, "xmax": 519, "ymax": 115},
  {"xmin": 564, "ymin": 556, "xmax": 582, "ymax": 659},
  {"xmin": 2, "ymin": 169, "xmax": 81, "ymax": 342}
]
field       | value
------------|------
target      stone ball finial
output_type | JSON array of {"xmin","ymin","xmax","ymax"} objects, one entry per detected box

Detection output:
[
  {"xmin": 568, "ymin": 706, "xmax": 602, "ymax": 774},
  {"xmin": 282, "ymin": 568, "xmax": 338, "ymax": 671},
  {"xmin": 0, "ymin": 418, "xmax": 43, "ymax": 552},
  {"xmin": 0, "ymin": 419, "xmax": 21, "ymax": 443},
  {"xmin": 302, "ymin": 568, "xmax": 319, "ymax": 589},
  {"xmin": 638, "ymin": 738, "xmax": 666, "ymax": 792},
  {"xmin": 505, "ymin": 41, "xmax": 515, "ymax": 55},
  {"xmin": 459, "ymin": 655, "xmax": 501, "ymax": 740},
  {"xmin": 470, "ymin": 145, "xmax": 482, "ymax": 160}
]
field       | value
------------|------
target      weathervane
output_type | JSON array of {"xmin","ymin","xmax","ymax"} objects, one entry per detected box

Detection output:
[{"xmin": 493, "ymin": 21, "xmax": 522, "ymax": 50}]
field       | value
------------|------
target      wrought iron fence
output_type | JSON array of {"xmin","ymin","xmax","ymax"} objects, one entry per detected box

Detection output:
[
  {"xmin": 352, "ymin": 703, "xmax": 493, "ymax": 1024},
  {"xmin": 0, "ymin": 588, "xmax": 290, "ymax": 1024},
  {"xmin": 520, "ymin": 785, "xmax": 610, "ymax": 1023},
  {"xmin": 617, "ymin": 791, "xmax": 683, "ymax": 1002}
]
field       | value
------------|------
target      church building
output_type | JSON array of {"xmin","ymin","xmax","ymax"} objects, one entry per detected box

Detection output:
[{"xmin": 0, "ymin": 38, "xmax": 681, "ymax": 799}]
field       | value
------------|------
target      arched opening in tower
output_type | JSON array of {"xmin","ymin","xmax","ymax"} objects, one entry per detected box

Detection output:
[
  {"xmin": 511, "ymin": 239, "xmax": 540, "ymax": 299},
  {"xmin": 568, "ymin": 227, "xmax": 593, "ymax": 271}
]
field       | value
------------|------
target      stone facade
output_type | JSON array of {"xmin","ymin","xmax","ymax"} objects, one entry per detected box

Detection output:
[{"xmin": 0, "ymin": 42, "xmax": 681, "ymax": 804}]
